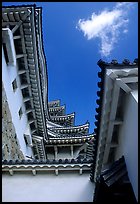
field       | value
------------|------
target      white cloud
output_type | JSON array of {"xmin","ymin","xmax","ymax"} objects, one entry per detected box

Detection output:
[
  {"xmin": 76, "ymin": 2, "xmax": 134, "ymax": 57},
  {"xmin": 115, "ymin": 2, "xmax": 133, "ymax": 9},
  {"xmin": 123, "ymin": 29, "xmax": 128, "ymax": 34}
]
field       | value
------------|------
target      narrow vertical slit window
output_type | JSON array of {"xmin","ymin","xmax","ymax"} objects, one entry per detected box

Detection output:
[
  {"xmin": 12, "ymin": 79, "xmax": 18, "ymax": 92},
  {"xmin": 18, "ymin": 107, "xmax": 23, "ymax": 119},
  {"xmin": 24, "ymin": 134, "xmax": 28, "ymax": 145}
]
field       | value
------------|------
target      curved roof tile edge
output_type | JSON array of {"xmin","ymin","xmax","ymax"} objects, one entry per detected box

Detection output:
[{"xmin": 97, "ymin": 58, "xmax": 138, "ymax": 69}]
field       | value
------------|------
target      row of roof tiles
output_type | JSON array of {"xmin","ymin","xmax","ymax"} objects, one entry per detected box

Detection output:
[
  {"xmin": 2, "ymin": 158, "xmax": 93, "ymax": 165},
  {"xmin": 45, "ymin": 138, "xmax": 93, "ymax": 144},
  {"xmin": 97, "ymin": 58, "xmax": 138, "ymax": 69}
]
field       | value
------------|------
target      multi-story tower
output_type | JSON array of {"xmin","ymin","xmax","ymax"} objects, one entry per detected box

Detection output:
[
  {"xmin": 2, "ymin": 4, "xmax": 138, "ymax": 203},
  {"xmin": 2, "ymin": 5, "xmax": 94, "ymax": 163},
  {"xmin": 45, "ymin": 99, "xmax": 94, "ymax": 160}
]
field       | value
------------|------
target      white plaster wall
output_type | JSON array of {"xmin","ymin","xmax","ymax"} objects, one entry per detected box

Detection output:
[
  {"xmin": 2, "ymin": 172, "xmax": 94, "ymax": 202},
  {"xmin": 2, "ymin": 47, "xmax": 33, "ymax": 158},
  {"xmin": 115, "ymin": 91, "xmax": 138, "ymax": 201}
]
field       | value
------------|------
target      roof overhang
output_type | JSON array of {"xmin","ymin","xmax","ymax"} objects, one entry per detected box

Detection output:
[{"xmin": 94, "ymin": 62, "xmax": 138, "ymax": 181}]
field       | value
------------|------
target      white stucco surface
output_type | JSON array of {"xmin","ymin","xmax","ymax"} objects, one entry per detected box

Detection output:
[
  {"xmin": 115, "ymin": 91, "xmax": 138, "ymax": 201},
  {"xmin": 2, "ymin": 172, "xmax": 94, "ymax": 202},
  {"xmin": 2, "ymin": 46, "xmax": 33, "ymax": 158}
]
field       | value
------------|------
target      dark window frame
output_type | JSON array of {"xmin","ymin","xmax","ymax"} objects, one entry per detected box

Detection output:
[
  {"xmin": 24, "ymin": 134, "xmax": 28, "ymax": 145},
  {"xmin": 18, "ymin": 107, "xmax": 23, "ymax": 119},
  {"xmin": 12, "ymin": 78, "xmax": 18, "ymax": 92}
]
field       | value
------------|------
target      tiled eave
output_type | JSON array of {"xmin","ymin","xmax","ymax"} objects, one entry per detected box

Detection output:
[
  {"xmin": 2, "ymin": 6, "xmax": 48, "ymax": 138},
  {"xmin": 50, "ymin": 112, "xmax": 75, "ymax": 121},
  {"xmin": 100, "ymin": 156, "xmax": 127, "ymax": 187},
  {"xmin": 50, "ymin": 112, "xmax": 75, "ymax": 126},
  {"xmin": 35, "ymin": 7, "xmax": 50, "ymax": 120},
  {"xmin": 97, "ymin": 58, "xmax": 138, "ymax": 69},
  {"xmin": 49, "ymin": 105, "xmax": 66, "ymax": 114},
  {"xmin": 48, "ymin": 100, "xmax": 60, "ymax": 108},
  {"xmin": 91, "ymin": 58, "xmax": 138, "ymax": 182},
  {"xmin": 45, "ymin": 133, "xmax": 95, "ymax": 145},
  {"xmin": 2, "ymin": 158, "xmax": 92, "ymax": 175},
  {"xmin": 48, "ymin": 122, "xmax": 89, "ymax": 134}
]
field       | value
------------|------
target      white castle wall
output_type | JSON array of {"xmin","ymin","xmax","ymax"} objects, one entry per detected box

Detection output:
[
  {"xmin": 2, "ymin": 44, "xmax": 33, "ymax": 159},
  {"xmin": 2, "ymin": 172, "xmax": 95, "ymax": 202},
  {"xmin": 115, "ymin": 90, "xmax": 138, "ymax": 201}
]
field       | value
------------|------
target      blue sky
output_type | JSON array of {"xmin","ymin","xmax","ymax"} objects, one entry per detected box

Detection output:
[{"xmin": 3, "ymin": 2, "xmax": 138, "ymax": 133}]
